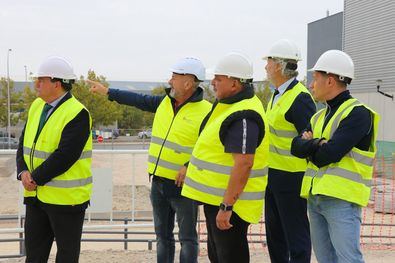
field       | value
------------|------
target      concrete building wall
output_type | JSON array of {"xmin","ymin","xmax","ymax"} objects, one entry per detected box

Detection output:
[
  {"xmin": 307, "ymin": 12, "xmax": 343, "ymax": 86},
  {"xmin": 351, "ymin": 91, "xmax": 395, "ymax": 141}
]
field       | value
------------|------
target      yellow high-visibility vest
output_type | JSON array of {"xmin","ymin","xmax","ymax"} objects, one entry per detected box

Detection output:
[
  {"xmin": 23, "ymin": 96, "xmax": 92, "ymax": 205},
  {"xmin": 182, "ymin": 95, "xmax": 269, "ymax": 223},
  {"xmin": 300, "ymin": 98, "xmax": 380, "ymax": 207},
  {"xmin": 266, "ymin": 82, "xmax": 315, "ymax": 172},
  {"xmin": 148, "ymin": 96, "xmax": 211, "ymax": 180}
]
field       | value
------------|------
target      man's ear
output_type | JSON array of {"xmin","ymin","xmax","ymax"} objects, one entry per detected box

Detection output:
[
  {"xmin": 328, "ymin": 75, "xmax": 336, "ymax": 87},
  {"xmin": 232, "ymin": 78, "xmax": 243, "ymax": 92}
]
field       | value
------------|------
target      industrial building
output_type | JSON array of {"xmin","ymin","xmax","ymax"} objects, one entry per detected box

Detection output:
[{"xmin": 307, "ymin": 0, "xmax": 395, "ymax": 149}]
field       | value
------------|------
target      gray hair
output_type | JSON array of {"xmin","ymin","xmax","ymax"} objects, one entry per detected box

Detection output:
[{"xmin": 273, "ymin": 58, "xmax": 299, "ymax": 79}]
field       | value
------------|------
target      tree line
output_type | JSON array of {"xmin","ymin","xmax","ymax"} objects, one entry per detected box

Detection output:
[{"xmin": 0, "ymin": 71, "xmax": 275, "ymax": 132}]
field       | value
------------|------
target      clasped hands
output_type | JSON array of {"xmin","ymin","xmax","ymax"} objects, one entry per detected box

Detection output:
[{"xmin": 21, "ymin": 171, "xmax": 37, "ymax": 191}]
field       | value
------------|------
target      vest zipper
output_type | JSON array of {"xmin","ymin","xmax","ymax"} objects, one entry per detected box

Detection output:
[
  {"xmin": 323, "ymin": 103, "xmax": 331, "ymax": 131},
  {"xmin": 28, "ymin": 141, "xmax": 37, "ymax": 197},
  {"xmin": 152, "ymin": 116, "xmax": 176, "ymax": 176},
  {"xmin": 29, "ymin": 113, "xmax": 46, "ymax": 196},
  {"xmin": 29, "ymin": 142, "xmax": 36, "ymax": 171},
  {"xmin": 310, "ymin": 103, "xmax": 331, "ymax": 190},
  {"xmin": 152, "ymin": 108, "xmax": 178, "ymax": 176}
]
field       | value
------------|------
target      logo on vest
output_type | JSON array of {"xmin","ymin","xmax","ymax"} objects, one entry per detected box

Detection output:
[{"xmin": 183, "ymin": 116, "xmax": 193, "ymax": 124}]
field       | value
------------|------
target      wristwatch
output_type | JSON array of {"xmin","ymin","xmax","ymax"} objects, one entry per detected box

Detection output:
[
  {"xmin": 17, "ymin": 170, "xmax": 26, "ymax": 180},
  {"xmin": 219, "ymin": 202, "xmax": 233, "ymax": 211}
]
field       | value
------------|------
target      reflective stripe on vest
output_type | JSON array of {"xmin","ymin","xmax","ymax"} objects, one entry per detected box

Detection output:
[
  {"xmin": 148, "ymin": 155, "xmax": 182, "ymax": 172},
  {"xmin": 150, "ymin": 136, "xmax": 193, "ymax": 154},
  {"xmin": 45, "ymin": 176, "xmax": 93, "ymax": 188},
  {"xmin": 269, "ymin": 126, "xmax": 298, "ymax": 139},
  {"xmin": 190, "ymin": 156, "xmax": 268, "ymax": 179},
  {"xmin": 312, "ymin": 167, "xmax": 371, "ymax": 186},
  {"xmin": 23, "ymin": 147, "xmax": 92, "ymax": 160},
  {"xmin": 269, "ymin": 144, "xmax": 292, "ymax": 157},
  {"xmin": 184, "ymin": 176, "xmax": 265, "ymax": 200}
]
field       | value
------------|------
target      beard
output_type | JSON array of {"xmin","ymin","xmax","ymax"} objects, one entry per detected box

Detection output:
[{"xmin": 169, "ymin": 88, "xmax": 176, "ymax": 98}]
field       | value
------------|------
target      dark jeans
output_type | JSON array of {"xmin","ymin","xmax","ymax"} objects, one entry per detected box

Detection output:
[
  {"xmin": 265, "ymin": 170, "xmax": 311, "ymax": 263},
  {"xmin": 203, "ymin": 204, "xmax": 250, "ymax": 263},
  {"xmin": 150, "ymin": 176, "xmax": 198, "ymax": 263},
  {"xmin": 24, "ymin": 204, "xmax": 85, "ymax": 263}
]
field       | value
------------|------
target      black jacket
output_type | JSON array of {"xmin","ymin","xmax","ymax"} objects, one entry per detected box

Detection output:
[{"xmin": 291, "ymin": 90, "xmax": 372, "ymax": 168}]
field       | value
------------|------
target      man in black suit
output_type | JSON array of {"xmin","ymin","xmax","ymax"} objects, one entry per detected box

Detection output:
[{"xmin": 16, "ymin": 56, "xmax": 92, "ymax": 263}]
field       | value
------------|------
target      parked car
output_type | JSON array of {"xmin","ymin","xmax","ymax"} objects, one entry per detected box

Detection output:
[
  {"xmin": 0, "ymin": 131, "xmax": 15, "ymax": 138},
  {"xmin": 103, "ymin": 128, "xmax": 119, "ymax": 139},
  {"xmin": 138, "ymin": 129, "xmax": 152, "ymax": 139},
  {"xmin": 0, "ymin": 137, "xmax": 19, "ymax": 149},
  {"xmin": 92, "ymin": 130, "xmax": 98, "ymax": 140},
  {"xmin": 92, "ymin": 129, "xmax": 119, "ymax": 140}
]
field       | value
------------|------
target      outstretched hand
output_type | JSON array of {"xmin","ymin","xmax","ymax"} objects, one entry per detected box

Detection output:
[{"xmin": 86, "ymin": 79, "xmax": 109, "ymax": 95}]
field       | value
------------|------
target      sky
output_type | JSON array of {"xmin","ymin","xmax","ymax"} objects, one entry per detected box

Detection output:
[{"xmin": 0, "ymin": 0, "xmax": 344, "ymax": 82}]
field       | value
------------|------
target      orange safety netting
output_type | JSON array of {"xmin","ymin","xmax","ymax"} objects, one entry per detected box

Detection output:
[{"xmin": 197, "ymin": 155, "xmax": 395, "ymax": 252}]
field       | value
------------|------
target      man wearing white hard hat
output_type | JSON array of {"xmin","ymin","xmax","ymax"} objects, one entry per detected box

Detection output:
[
  {"xmin": 16, "ymin": 56, "xmax": 93, "ymax": 262},
  {"xmin": 182, "ymin": 53, "xmax": 268, "ymax": 263},
  {"xmin": 263, "ymin": 39, "xmax": 315, "ymax": 263},
  {"xmin": 291, "ymin": 50, "xmax": 379, "ymax": 262},
  {"xmin": 88, "ymin": 57, "xmax": 211, "ymax": 263}
]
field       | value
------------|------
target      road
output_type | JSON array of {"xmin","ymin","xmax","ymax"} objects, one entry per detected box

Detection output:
[{"xmin": 93, "ymin": 142, "xmax": 150, "ymax": 150}]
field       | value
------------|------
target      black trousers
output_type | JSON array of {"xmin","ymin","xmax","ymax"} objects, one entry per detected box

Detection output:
[
  {"xmin": 24, "ymin": 204, "xmax": 85, "ymax": 263},
  {"xmin": 265, "ymin": 170, "xmax": 311, "ymax": 263},
  {"xmin": 204, "ymin": 204, "xmax": 250, "ymax": 263}
]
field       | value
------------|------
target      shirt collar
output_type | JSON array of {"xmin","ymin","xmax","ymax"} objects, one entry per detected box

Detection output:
[
  {"xmin": 276, "ymin": 77, "xmax": 295, "ymax": 96},
  {"xmin": 48, "ymin": 92, "xmax": 69, "ymax": 108}
]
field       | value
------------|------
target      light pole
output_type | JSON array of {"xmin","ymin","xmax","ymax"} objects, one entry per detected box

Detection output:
[
  {"xmin": 24, "ymin": 65, "xmax": 27, "ymax": 82},
  {"xmin": 7, "ymin": 48, "xmax": 12, "ymax": 149}
]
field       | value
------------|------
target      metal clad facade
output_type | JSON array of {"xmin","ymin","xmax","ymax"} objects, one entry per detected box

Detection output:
[
  {"xmin": 344, "ymin": 0, "xmax": 395, "ymax": 92},
  {"xmin": 307, "ymin": 12, "xmax": 343, "ymax": 86}
]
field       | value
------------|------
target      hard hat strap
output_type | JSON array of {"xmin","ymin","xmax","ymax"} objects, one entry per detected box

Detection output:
[
  {"xmin": 50, "ymin": 77, "xmax": 75, "ymax": 84},
  {"xmin": 285, "ymin": 62, "xmax": 298, "ymax": 70},
  {"xmin": 338, "ymin": 76, "xmax": 352, "ymax": 85},
  {"xmin": 319, "ymin": 71, "xmax": 352, "ymax": 85}
]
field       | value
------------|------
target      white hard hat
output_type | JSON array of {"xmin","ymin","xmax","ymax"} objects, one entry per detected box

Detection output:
[
  {"xmin": 169, "ymin": 57, "xmax": 205, "ymax": 81},
  {"xmin": 263, "ymin": 39, "xmax": 302, "ymax": 61},
  {"xmin": 309, "ymin": 50, "xmax": 354, "ymax": 81},
  {"xmin": 213, "ymin": 52, "xmax": 253, "ymax": 80},
  {"xmin": 35, "ymin": 56, "xmax": 77, "ymax": 80}
]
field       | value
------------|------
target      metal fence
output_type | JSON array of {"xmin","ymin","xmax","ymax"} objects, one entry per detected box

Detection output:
[{"xmin": 1, "ymin": 149, "xmax": 395, "ymax": 259}]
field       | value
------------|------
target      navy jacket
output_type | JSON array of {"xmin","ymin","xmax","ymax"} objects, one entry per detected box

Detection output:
[{"xmin": 291, "ymin": 90, "xmax": 372, "ymax": 168}]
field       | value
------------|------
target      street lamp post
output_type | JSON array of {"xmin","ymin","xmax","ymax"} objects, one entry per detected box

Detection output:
[
  {"xmin": 7, "ymin": 48, "xmax": 12, "ymax": 149},
  {"xmin": 24, "ymin": 65, "xmax": 27, "ymax": 82}
]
